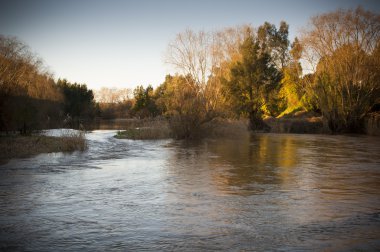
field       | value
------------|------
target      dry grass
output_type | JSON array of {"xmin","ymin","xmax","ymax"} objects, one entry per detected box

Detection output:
[
  {"xmin": 115, "ymin": 119, "xmax": 171, "ymax": 140},
  {"xmin": 0, "ymin": 131, "xmax": 87, "ymax": 164},
  {"xmin": 60, "ymin": 130, "xmax": 87, "ymax": 151}
]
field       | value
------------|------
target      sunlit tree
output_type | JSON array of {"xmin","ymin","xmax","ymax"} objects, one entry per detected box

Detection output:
[
  {"xmin": 224, "ymin": 28, "xmax": 282, "ymax": 130},
  {"xmin": 301, "ymin": 7, "xmax": 380, "ymax": 132},
  {"xmin": 0, "ymin": 35, "xmax": 62, "ymax": 132},
  {"xmin": 156, "ymin": 74, "xmax": 207, "ymax": 138}
]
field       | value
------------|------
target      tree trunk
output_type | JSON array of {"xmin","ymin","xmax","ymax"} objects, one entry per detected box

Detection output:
[{"xmin": 248, "ymin": 111, "xmax": 270, "ymax": 132}]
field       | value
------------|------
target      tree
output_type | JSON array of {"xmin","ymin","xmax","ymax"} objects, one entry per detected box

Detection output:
[
  {"xmin": 57, "ymin": 79, "xmax": 96, "ymax": 121},
  {"xmin": 94, "ymin": 87, "xmax": 133, "ymax": 119},
  {"xmin": 301, "ymin": 7, "xmax": 380, "ymax": 132},
  {"xmin": 132, "ymin": 85, "xmax": 158, "ymax": 118},
  {"xmin": 155, "ymin": 74, "xmax": 207, "ymax": 139},
  {"xmin": 278, "ymin": 37, "xmax": 305, "ymax": 115},
  {"xmin": 255, "ymin": 22, "xmax": 291, "ymax": 116},
  {"xmin": 224, "ymin": 29, "xmax": 282, "ymax": 130},
  {"xmin": 314, "ymin": 44, "xmax": 379, "ymax": 132},
  {"xmin": 0, "ymin": 35, "xmax": 61, "ymax": 100},
  {"xmin": 0, "ymin": 36, "xmax": 62, "ymax": 133},
  {"xmin": 166, "ymin": 29, "xmax": 212, "ymax": 87},
  {"xmin": 258, "ymin": 21, "xmax": 290, "ymax": 70},
  {"xmin": 94, "ymin": 87, "xmax": 131, "ymax": 104},
  {"xmin": 165, "ymin": 28, "xmax": 237, "ymax": 136}
]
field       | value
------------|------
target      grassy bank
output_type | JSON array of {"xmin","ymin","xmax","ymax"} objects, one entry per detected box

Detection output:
[
  {"xmin": 0, "ymin": 132, "xmax": 87, "ymax": 164},
  {"xmin": 115, "ymin": 119, "xmax": 171, "ymax": 140}
]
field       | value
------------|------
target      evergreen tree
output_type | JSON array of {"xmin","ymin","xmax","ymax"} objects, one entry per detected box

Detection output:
[{"xmin": 225, "ymin": 31, "xmax": 282, "ymax": 131}]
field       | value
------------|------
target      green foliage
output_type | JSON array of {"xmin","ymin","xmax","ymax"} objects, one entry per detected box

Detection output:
[
  {"xmin": 3, "ymin": 8, "xmax": 379, "ymax": 136},
  {"xmin": 57, "ymin": 79, "xmax": 96, "ymax": 120},
  {"xmin": 132, "ymin": 85, "xmax": 159, "ymax": 118},
  {"xmin": 257, "ymin": 21, "xmax": 290, "ymax": 69},
  {"xmin": 278, "ymin": 66, "xmax": 301, "ymax": 112},
  {"xmin": 276, "ymin": 36, "xmax": 310, "ymax": 117},
  {"xmin": 224, "ymin": 29, "xmax": 282, "ymax": 130}
]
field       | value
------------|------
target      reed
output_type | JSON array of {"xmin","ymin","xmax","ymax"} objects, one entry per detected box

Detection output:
[{"xmin": 60, "ymin": 129, "xmax": 87, "ymax": 151}]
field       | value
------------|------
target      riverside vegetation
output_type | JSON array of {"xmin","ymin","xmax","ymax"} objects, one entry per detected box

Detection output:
[
  {"xmin": 116, "ymin": 7, "xmax": 380, "ymax": 139},
  {"xmin": 0, "ymin": 130, "xmax": 86, "ymax": 164},
  {"xmin": 1, "ymin": 7, "xmax": 379, "ymax": 150}
]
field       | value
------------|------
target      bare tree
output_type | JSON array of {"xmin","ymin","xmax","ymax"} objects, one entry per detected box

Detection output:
[
  {"xmin": 166, "ymin": 29, "xmax": 212, "ymax": 87},
  {"xmin": 301, "ymin": 7, "xmax": 380, "ymax": 71},
  {"xmin": 165, "ymin": 26, "xmax": 251, "ymax": 120},
  {"xmin": 95, "ymin": 87, "xmax": 132, "ymax": 104}
]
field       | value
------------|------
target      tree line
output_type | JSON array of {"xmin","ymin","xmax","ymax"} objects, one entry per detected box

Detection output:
[
  {"xmin": 1, "ymin": 7, "xmax": 379, "ymax": 137},
  {"xmin": 0, "ymin": 36, "xmax": 98, "ymax": 133},
  {"xmin": 130, "ymin": 7, "xmax": 379, "ymax": 137}
]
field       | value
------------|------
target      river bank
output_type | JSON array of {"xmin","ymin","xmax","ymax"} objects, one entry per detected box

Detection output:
[
  {"xmin": 265, "ymin": 111, "xmax": 380, "ymax": 136},
  {"xmin": 0, "ymin": 132, "xmax": 86, "ymax": 164},
  {"xmin": 1, "ymin": 113, "xmax": 378, "ymax": 163},
  {"xmin": 114, "ymin": 113, "xmax": 380, "ymax": 140}
]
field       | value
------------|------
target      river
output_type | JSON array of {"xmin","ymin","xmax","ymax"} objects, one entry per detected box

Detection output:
[{"xmin": 1, "ymin": 130, "xmax": 380, "ymax": 251}]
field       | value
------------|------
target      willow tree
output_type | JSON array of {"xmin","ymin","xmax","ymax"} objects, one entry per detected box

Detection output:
[{"xmin": 301, "ymin": 7, "xmax": 380, "ymax": 133}]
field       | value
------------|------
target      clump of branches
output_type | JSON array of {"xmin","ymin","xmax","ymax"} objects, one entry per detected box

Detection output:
[{"xmin": 301, "ymin": 7, "xmax": 380, "ymax": 133}]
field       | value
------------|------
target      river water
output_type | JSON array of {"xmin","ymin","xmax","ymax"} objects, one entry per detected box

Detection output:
[{"xmin": 0, "ymin": 130, "xmax": 380, "ymax": 251}]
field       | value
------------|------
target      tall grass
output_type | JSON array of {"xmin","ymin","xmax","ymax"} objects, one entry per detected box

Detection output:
[
  {"xmin": 60, "ymin": 129, "xmax": 87, "ymax": 151},
  {"xmin": 0, "ymin": 130, "xmax": 87, "ymax": 164}
]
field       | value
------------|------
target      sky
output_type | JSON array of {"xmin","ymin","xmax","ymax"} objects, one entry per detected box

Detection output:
[{"xmin": 1, "ymin": 0, "xmax": 379, "ymax": 90}]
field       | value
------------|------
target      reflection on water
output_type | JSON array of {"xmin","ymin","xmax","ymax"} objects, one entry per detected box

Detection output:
[{"xmin": 0, "ymin": 131, "xmax": 380, "ymax": 251}]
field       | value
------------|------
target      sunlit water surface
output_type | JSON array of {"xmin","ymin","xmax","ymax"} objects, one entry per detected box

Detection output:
[{"xmin": 1, "ymin": 130, "xmax": 380, "ymax": 251}]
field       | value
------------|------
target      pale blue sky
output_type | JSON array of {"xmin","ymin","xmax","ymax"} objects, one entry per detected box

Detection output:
[{"xmin": 1, "ymin": 0, "xmax": 379, "ymax": 90}]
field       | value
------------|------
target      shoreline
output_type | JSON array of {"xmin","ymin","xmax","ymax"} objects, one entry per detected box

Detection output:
[
  {"xmin": 1, "ymin": 115, "xmax": 379, "ymax": 163},
  {"xmin": 0, "ymin": 134, "xmax": 87, "ymax": 165}
]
